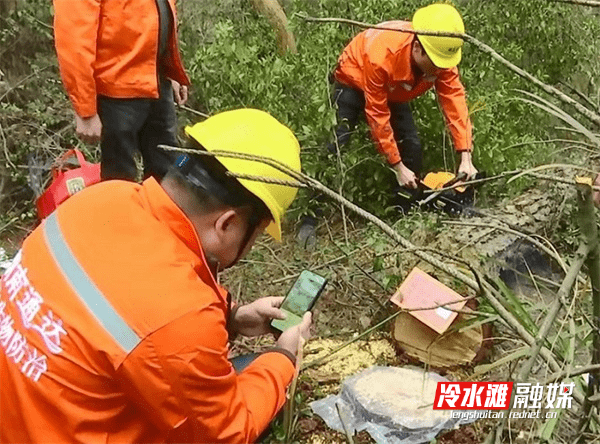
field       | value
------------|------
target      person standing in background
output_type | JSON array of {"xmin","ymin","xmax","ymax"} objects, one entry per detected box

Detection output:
[{"xmin": 53, "ymin": 0, "xmax": 190, "ymax": 181}]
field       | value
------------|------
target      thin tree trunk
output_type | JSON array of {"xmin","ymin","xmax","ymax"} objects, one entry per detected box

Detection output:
[
  {"xmin": 252, "ymin": 0, "xmax": 297, "ymax": 55},
  {"xmin": 575, "ymin": 178, "xmax": 600, "ymax": 437}
]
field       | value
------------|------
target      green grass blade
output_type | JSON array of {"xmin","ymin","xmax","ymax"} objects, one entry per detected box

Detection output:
[{"xmin": 472, "ymin": 346, "xmax": 530, "ymax": 378}]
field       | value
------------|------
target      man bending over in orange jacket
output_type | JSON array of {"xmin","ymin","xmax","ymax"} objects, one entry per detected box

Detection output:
[
  {"xmin": 298, "ymin": 4, "xmax": 478, "ymax": 246},
  {"xmin": 330, "ymin": 3, "xmax": 477, "ymax": 188},
  {"xmin": 0, "ymin": 109, "xmax": 309, "ymax": 443}
]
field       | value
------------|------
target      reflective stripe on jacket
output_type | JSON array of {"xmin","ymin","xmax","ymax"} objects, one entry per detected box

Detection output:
[
  {"xmin": 334, "ymin": 21, "xmax": 473, "ymax": 165},
  {"xmin": 53, "ymin": 0, "xmax": 190, "ymax": 118},
  {"xmin": 0, "ymin": 178, "xmax": 294, "ymax": 443}
]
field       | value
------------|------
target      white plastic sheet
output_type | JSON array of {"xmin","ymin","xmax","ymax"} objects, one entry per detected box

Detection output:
[{"xmin": 311, "ymin": 366, "xmax": 477, "ymax": 444}]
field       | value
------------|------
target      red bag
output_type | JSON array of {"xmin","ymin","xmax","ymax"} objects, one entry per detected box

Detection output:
[{"xmin": 36, "ymin": 149, "xmax": 101, "ymax": 220}]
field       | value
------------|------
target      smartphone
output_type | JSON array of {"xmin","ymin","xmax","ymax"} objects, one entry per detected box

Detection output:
[{"xmin": 271, "ymin": 270, "xmax": 327, "ymax": 332}]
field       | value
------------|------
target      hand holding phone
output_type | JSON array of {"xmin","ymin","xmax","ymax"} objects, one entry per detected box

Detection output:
[
  {"xmin": 276, "ymin": 311, "xmax": 312, "ymax": 357},
  {"xmin": 271, "ymin": 270, "xmax": 327, "ymax": 332},
  {"xmin": 231, "ymin": 297, "xmax": 287, "ymax": 337}
]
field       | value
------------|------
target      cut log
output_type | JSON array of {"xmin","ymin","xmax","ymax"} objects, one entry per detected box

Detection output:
[{"xmin": 392, "ymin": 308, "xmax": 484, "ymax": 368}]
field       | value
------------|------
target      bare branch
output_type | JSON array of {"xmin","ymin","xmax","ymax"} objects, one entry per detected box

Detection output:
[
  {"xmin": 551, "ymin": 0, "xmax": 600, "ymax": 7},
  {"xmin": 544, "ymin": 364, "xmax": 600, "ymax": 384},
  {"xmin": 178, "ymin": 104, "xmax": 210, "ymax": 119}
]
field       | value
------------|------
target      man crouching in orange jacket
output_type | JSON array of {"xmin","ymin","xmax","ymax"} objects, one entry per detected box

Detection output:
[
  {"xmin": 0, "ymin": 109, "xmax": 309, "ymax": 444},
  {"xmin": 330, "ymin": 3, "xmax": 478, "ymax": 189}
]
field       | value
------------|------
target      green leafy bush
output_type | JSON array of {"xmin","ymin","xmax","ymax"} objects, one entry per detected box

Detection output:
[{"xmin": 0, "ymin": 0, "xmax": 70, "ymax": 226}]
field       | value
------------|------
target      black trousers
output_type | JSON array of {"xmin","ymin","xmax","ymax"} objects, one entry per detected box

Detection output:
[
  {"xmin": 329, "ymin": 82, "xmax": 423, "ymax": 175},
  {"xmin": 97, "ymin": 76, "xmax": 177, "ymax": 182}
]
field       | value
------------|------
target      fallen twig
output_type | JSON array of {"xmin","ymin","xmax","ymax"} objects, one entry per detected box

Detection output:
[
  {"xmin": 256, "ymin": 241, "xmax": 297, "ymax": 275},
  {"xmin": 505, "ymin": 138, "xmax": 598, "ymax": 150},
  {"xmin": 0, "ymin": 121, "xmax": 15, "ymax": 170},
  {"xmin": 177, "ymin": 104, "xmax": 210, "ymax": 118},
  {"xmin": 283, "ymin": 337, "xmax": 305, "ymax": 443},
  {"xmin": 507, "ymin": 163, "xmax": 597, "ymax": 184},
  {"xmin": 516, "ymin": 171, "xmax": 600, "ymax": 191},
  {"xmin": 336, "ymin": 402, "xmax": 355, "ymax": 444},
  {"xmin": 551, "ymin": 0, "xmax": 600, "ymax": 6},
  {"xmin": 0, "ymin": 65, "xmax": 52, "ymax": 103},
  {"xmin": 272, "ymin": 247, "xmax": 366, "ymax": 284},
  {"xmin": 544, "ymin": 364, "xmax": 600, "ymax": 384}
]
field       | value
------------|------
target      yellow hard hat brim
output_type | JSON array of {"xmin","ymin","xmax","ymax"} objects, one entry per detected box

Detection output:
[
  {"xmin": 266, "ymin": 220, "xmax": 282, "ymax": 242},
  {"xmin": 421, "ymin": 39, "xmax": 462, "ymax": 68},
  {"xmin": 236, "ymin": 176, "xmax": 285, "ymax": 242}
]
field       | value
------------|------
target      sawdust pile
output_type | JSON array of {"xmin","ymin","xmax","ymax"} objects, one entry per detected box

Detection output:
[
  {"xmin": 304, "ymin": 338, "xmax": 395, "ymax": 380},
  {"xmin": 309, "ymin": 435, "xmax": 343, "ymax": 444}
]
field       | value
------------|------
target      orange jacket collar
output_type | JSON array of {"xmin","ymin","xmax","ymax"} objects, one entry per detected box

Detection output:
[{"xmin": 141, "ymin": 178, "xmax": 211, "ymax": 269}]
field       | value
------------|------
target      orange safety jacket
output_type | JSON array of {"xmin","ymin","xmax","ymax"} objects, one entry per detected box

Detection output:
[
  {"xmin": 53, "ymin": 0, "xmax": 190, "ymax": 118},
  {"xmin": 334, "ymin": 21, "xmax": 473, "ymax": 166},
  {"xmin": 0, "ymin": 178, "xmax": 294, "ymax": 443}
]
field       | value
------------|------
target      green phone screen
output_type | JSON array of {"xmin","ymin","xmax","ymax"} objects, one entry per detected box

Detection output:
[{"xmin": 271, "ymin": 270, "xmax": 327, "ymax": 331}]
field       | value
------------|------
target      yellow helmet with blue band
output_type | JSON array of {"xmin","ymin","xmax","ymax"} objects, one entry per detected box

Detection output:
[{"xmin": 184, "ymin": 109, "xmax": 301, "ymax": 242}]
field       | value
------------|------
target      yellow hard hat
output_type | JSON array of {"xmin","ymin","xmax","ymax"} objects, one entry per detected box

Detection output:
[
  {"xmin": 412, "ymin": 3, "xmax": 465, "ymax": 69},
  {"xmin": 184, "ymin": 109, "xmax": 301, "ymax": 242}
]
